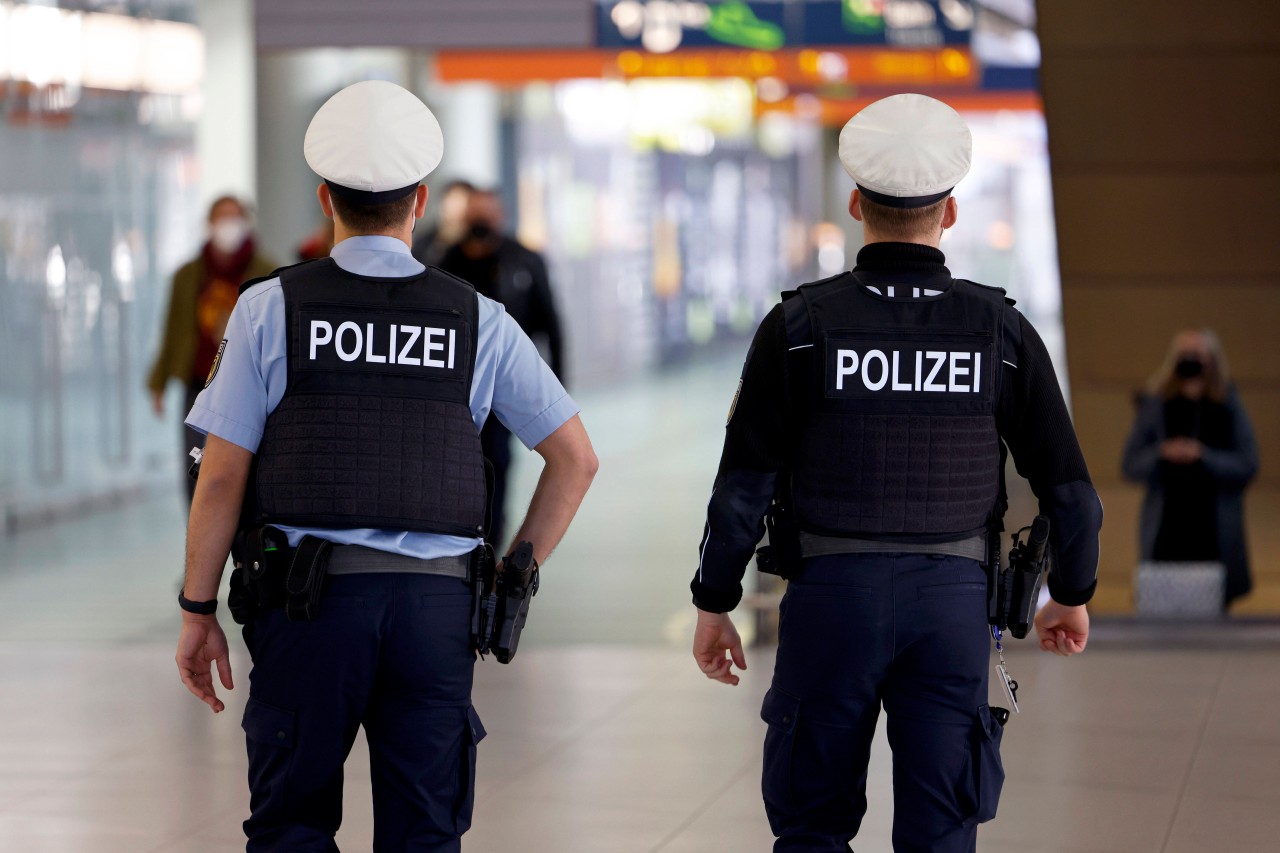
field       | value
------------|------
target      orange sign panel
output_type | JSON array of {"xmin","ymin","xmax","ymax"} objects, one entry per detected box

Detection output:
[{"xmin": 436, "ymin": 47, "xmax": 977, "ymax": 88}]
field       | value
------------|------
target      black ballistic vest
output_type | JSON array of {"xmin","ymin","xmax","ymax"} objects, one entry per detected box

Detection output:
[
  {"xmin": 783, "ymin": 273, "xmax": 1006, "ymax": 540},
  {"xmin": 249, "ymin": 258, "xmax": 488, "ymax": 537}
]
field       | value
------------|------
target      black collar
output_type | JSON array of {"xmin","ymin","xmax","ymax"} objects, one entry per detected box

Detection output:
[{"xmin": 853, "ymin": 242, "xmax": 950, "ymax": 276}]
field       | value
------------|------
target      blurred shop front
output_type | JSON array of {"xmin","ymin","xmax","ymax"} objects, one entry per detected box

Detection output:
[
  {"xmin": 0, "ymin": 0, "xmax": 1063, "ymax": 525},
  {"xmin": 0, "ymin": 1, "xmax": 205, "ymax": 528},
  {"xmin": 434, "ymin": 0, "xmax": 1062, "ymax": 383},
  {"xmin": 253, "ymin": 1, "xmax": 1061, "ymax": 388},
  {"xmin": 470, "ymin": 73, "xmax": 820, "ymax": 380}
]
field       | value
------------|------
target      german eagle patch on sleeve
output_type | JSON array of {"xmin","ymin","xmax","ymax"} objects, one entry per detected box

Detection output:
[
  {"xmin": 205, "ymin": 339, "xmax": 227, "ymax": 388},
  {"xmin": 726, "ymin": 378, "xmax": 743, "ymax": 426}
]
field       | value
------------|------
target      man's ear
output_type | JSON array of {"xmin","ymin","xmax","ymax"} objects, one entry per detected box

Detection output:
[
  {"xmin": 317, "ymin": 183, "xmax": 334, "ymax": 220},
  {"xmin": 414, "ymin": 184, "xmax": 430, "ymax": 219},
  {"xmin": 848, "ymin": 188, "xmax": 863, "ymax": 222},
  {"xmin": 941, "ymin": 195, "xmax": 958, "ymax": 230}
]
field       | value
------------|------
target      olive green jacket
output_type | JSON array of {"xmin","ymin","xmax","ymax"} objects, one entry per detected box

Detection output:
[{"xmin": 147, "ymin": 251, "xmax": 277, "ymax": 394}]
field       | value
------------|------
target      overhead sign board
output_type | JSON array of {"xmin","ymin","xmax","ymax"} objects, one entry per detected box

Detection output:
[
  {"xmin": 596, "ymin": 0, "xmax": 974, "ymax": 53},
  {"xmin": 436, "ymin": 46, "xmax": 976, "ymax": 88}
]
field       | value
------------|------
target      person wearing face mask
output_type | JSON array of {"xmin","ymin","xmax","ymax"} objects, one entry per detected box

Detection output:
[
  {"xmin": 1123, "ymin": 328, "xmax": 1259, "ymax": 608},
  {"xmin": 147, "ymin": 195, "xmax": 278, "ymax": 503},
  {"xmin": 410, "ymin": 178, "xmax": 475, "ymax": 267},
  {"xmin": 439, "ymin": 188, "xmax": 566, "ymax": 550}
]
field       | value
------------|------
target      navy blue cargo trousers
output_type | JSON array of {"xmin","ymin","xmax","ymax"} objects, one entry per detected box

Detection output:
[
  {"xmin": 240, "ymin": 573, "xmax": 484, "ymax": 852},
  {"xmin": 761, "ymin": 553, "xmax": 1005, "ymax": 852}
]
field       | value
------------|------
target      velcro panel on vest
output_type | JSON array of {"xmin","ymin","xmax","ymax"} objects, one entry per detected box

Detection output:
[
  {"xmin": 787, "ymin": 275, "xmax": 1005, "ymax": 539},
  {"xmin": 251, "ymin": 260, "xmax": 487, "ymax": 537},
  {"xmin": 255, "ymin": 393, "xmax": 486, "ymax": 535},
  {"xmin": 792, "ymin": 411, "xmax": 1000, "ymax": 535}
]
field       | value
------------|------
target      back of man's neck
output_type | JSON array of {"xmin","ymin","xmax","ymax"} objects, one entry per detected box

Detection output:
[
  {"xmin": 862, "ymin": 231, "xmax": 940, "ymax": 249},
  {"xmin": 333, "ymin": 224, "xmax": 413, "ymax": 248}
]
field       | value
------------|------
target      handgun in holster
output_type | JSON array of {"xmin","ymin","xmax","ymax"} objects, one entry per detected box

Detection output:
[
  {"xmin": 472, "ymin": 541, "xmax": 539, "ymax": 664},
  {"xmin": 756, "ymin": 498, "xmax": 802, "ymax": 581},
  {"xmin": 1003, "ymin": 516, "xmax": 1049, "ymax": 639},
  {"xmin": 989, "ymin": 515, "xmax": 1050, "ymax": 639}
]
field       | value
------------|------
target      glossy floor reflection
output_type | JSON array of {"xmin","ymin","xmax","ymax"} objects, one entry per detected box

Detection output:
[{"xmin": 2, "ymin": 354, "xmax": 1279, "ymax": 852}]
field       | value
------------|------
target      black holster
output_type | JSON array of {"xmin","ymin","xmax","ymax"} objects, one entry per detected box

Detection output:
[
  {"xmin": 229, "ymin": 526, "xmax": 288, "ymax": 625},
  {"xmin": 471, "ymin": 541, "xmax": 538, "ymax": 664},
  {"xmin": 756, "ymin": 499, "xmax": 802, "ymax": 581},
  {"xmin": 284, "ymin": 536, "xmax": 334, "ymax": 622},
  {"xmin": 228, "ymin": 527, "xmax": 332, "ymax": 624},
  {"xmin": 988, "ymin": 516, "xmax": 1049, "ymax": 639},
  {"xmin": 470, "ymin": 543, "xmax": 496, "ymax": 651}
]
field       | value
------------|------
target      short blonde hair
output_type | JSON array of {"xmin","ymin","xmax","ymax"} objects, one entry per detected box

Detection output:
[{"xmin": 858, "ymin": 194, "xmax": 948, "ymax": 241}]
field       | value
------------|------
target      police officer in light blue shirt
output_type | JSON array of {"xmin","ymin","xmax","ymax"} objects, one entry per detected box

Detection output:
[{"xmin": 174, "ymin": 80, "xmax": 598, "ymax": 852}]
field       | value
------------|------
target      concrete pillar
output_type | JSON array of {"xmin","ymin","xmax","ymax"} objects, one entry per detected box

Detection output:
[
  {"xmin": 196, "ymin": 0, "xmax": 256, "ymax": 209},
  {"xmin": 420, "ymin": 81, "xmax": 503, "ymax": 190},
  {"xmin": 1039, "ymin": 1, "xmax": 1280, "ymax": 612}
]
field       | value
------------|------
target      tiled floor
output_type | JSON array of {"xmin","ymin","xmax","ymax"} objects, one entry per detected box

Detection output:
[{"xmin": 2, "ymin": 355, "xmax": 1279, "ymax": 852}]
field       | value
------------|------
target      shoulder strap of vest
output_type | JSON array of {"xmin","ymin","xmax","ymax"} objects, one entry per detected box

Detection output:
[
  {"xmin": 951, "ymin": 278, "xmax": 1013, "ymax": 540},
  {"xmin": 779, "ymin": 289, "xmax": 811, "ymax": 350},
  {"xmin": 238, "ymin": 258, "xmax": 329, "ymax": 295},
  {"xmin": 783, "ymin": 272, "xmax": 854, "ymax": 349},
  {"xmin": 954, "ymin": 277, "xmax": 1016, "ymax": 307},
  {"xmin": 424, "ymin": 264, "xmax": 478, "ymax": 293},
  {"xmin": 425, "ymin": 265, "xmax": 481, "ymax": 380}
]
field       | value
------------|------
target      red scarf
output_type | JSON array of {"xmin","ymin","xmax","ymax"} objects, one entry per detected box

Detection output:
[{"xmin": 191, "ymin": 237, "xmax": 257, "ymax": 382}]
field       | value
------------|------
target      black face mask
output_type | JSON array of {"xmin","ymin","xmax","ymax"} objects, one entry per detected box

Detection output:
[
  {"xmin": 1175, "ymin": 357, "xmax": 1204, "ymax": 379},
  {"xmin": 467, "ymin": 222, "xmax": 496, "ymax": 243}
]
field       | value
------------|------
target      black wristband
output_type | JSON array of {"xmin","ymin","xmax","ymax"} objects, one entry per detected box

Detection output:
[{"xmin": 178, "ymin": 590, "xmax": 218, "ymax": 615}]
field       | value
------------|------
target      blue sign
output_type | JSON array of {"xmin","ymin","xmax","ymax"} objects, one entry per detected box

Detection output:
[{"xmin": 596, "ymin": 1, "xmax": 974, "ymax": 52}]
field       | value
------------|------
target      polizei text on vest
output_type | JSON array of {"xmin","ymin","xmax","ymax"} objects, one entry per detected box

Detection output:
[
  {"xmin": 833, "ymin": 347, "xmax": 983, "ymax": 394},
  {"xmin": 309, "ymin": 320, "xmax": 458, "ymax": 369}
]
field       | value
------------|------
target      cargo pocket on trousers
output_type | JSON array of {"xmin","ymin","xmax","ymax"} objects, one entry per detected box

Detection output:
[
  {"xmin": 242, "ymin": 697, "xmax": 296, "ymax": 749},
  {"xmin": 760, "ymin": 687, "xmax": 801, "ymax": 814},
  {"xmin": 454, "ymin": 705, "xmax": 487, "ymax": 835},
  {"xmin": 964, "ymin": 704, "xmax": 1006, "ymax": 826},
  {"xmin": 242, "ymin": 697, "xmax": 296, "ymax": 792}
]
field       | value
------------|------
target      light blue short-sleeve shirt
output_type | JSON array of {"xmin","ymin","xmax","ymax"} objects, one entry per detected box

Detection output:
[{"xmin": 186, "ymin": 235, "xmax": 579, "ymax": 558}]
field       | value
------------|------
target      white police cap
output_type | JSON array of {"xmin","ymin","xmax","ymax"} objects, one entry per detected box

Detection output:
[
  {"xmin": 839, "ymin": 93, "xmax": 971, "ymax": 209},
  {"xmin": 304, "ymin": 80, "xmax": 444, "ymax": 205}
]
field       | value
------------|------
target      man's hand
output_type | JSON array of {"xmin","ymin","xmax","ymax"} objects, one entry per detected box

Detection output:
[
  {"xmin": 1160, "ymin": 437, "xmax": 1202, "ymax": 465},
  {"xmin": 176, "ymin": 614, "xmax": 234, "ymax": 713},
  {"xmin": 1034, "ymin": 600, "xmax": 1089, "ymax": 656},
  {"xmin": 692, "ymin": 608, "xmax": 747, "ymax": 686},
  {"xmin": 151, "ymin": 390, "xmax": 165, "ymax": 416}
]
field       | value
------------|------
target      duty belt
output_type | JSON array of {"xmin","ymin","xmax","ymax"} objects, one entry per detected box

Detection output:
[
  {"xmin": 326, "ymin": 544, "xmax": 472, "ymax": 579},
  {"xmin": 799, "ymin": 531, "xmax": 987, "ymax": 563}
]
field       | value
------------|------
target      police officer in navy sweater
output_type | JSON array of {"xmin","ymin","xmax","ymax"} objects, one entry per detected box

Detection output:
[{"xmin": 689, "ymin": 94, "xmax": 1102, "ymax": 852}]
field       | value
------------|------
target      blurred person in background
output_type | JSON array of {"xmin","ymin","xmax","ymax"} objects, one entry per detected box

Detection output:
[
  {"xmin": 147, "ymin": 195, "xmax": 277, "ymax": 503},
  {"xmin": 295, "ymin": 217, "xmax": 335, "ymax": 261},
  {"xmin": 440, "ymin": 188, "xmax": 566, "ymax": 549},
  {"xmin": 1122, "ymin": 329, "xmax": 1259, "ymax": 608},
  {"xmin": 411, "ymin": 178, "xmax": 475, "ymax": 267}
]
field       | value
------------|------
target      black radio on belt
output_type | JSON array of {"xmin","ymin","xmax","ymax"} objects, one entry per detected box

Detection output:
[
  {"xmin": 756, "ymin": 499, "xmax": 802, "ymax": 581},
  {"xmin": 991, "ymin": 516, "xmax": 1050, "ymax": 639},
  {"xmin": 472, "ymin": 541, "xmax": 539, "ymax": 664}
]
